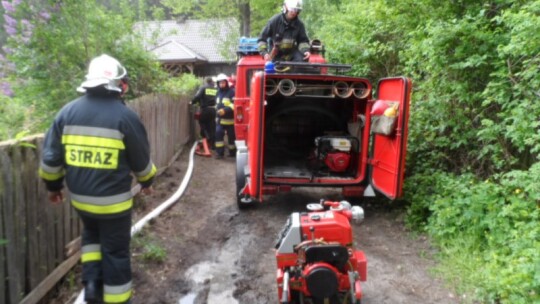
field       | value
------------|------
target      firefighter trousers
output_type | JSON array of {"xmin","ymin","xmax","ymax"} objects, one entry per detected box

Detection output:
[
  {"xmin": 275, "ymin": 49, "xmax": 304, "ymax": 62},
  {"xmin": 80, "ymin": 212, "xmax": 133, "ymax": 303},
  {"xmin": 215, "ymin": 123, "xmax": 236, "ymax": 157},
  {"xmin": 198, "ymin": 107, "xmax": 216, "ymax": 149}
]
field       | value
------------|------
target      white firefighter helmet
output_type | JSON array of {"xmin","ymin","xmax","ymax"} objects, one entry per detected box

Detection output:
[
  {"xmin": 77, "ymin": 54, "xmax": 127, "ymax": 93},
  {"xmin": 284, "ymin": 0, "xmax": 303, "ymax": 12},
  {"xmin": 215, "ymin": 73, "xmax": 228, "ymax": 83}
]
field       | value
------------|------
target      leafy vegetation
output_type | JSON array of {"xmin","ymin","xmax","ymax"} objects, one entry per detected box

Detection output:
[
  {"xmin": 308, "ymin": 0, "xmax": 539, "ymax": 302},
  {"xmin": 405, "ymin": 168, "xmax": 539, "ymax": 302},
  {"xmin": 156, "ymin": 73, "xmax": 200, "ymax": 98},
  {"xmin": 0, "ymin": 0, "xmax": 538, "ymax": 302},
  {"xmin": 161, "ymin": 0, "xmax": 279, "ymax": 36},
  {"xmin": 131, "ymin": 232, "xmax": 168, "ymax": 263},
  {"xmin": 0, "ymin": 0, "xmax": 167, "ymax": 136}
]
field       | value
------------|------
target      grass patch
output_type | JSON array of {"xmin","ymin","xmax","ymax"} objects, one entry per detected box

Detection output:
[{"xmin": 132, "ymin": 232, "xmax": 168, "ymax": 263}]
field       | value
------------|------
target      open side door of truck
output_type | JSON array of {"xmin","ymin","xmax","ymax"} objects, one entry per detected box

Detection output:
[
  {"xmin": 369, "ymin": 77, "xmax": 412, "ymax": 199},
  {"xmin": 247, "ymin": 72, "xmax": 266, "ymax": 202}
]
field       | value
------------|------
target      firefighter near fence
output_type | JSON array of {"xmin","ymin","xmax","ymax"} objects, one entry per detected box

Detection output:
[
  {"xmin": 214, "ymin": 73, "xmax": 236, "ymax": 159},
  {"xmin": 191, "ymin": 76, "xmax": 217, "ymax": 157},
  {"xmin": 39, "ymin": 54, "xmax": 157, "ymax": 304}
]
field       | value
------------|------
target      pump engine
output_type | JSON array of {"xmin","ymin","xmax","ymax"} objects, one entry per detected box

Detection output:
[
  {"xmin": 314, "ymin": 136, "xmax": 359, "ymax": 174},
  {"xmin": 275, "ymin": 200, "xmax": 367, "ymax": 304}
]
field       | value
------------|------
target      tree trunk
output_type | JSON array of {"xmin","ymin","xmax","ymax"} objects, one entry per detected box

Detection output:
[{"xmin": 239, "ymin": 2, "xmax": 251, "ymax": 36}]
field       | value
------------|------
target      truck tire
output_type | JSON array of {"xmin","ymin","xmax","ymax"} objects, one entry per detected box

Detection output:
[{"xmin": 236, "ymin": 151, "xmax": 252, "ymax": 209}]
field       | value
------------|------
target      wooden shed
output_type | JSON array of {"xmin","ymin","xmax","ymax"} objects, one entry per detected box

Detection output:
[{"xmin": 134, "ymin": 18, "xmax": 239, "ymax": 77}]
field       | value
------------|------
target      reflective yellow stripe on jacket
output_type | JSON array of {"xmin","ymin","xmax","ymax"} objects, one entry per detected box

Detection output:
[
  {"xmin": 220, "ymin": 118, "xmax": 235, "ymax": 125},
  {"xmin": 222, "ymin": 98, "xmax": 234, "ymax": 110},
  {"xmin": 38, "ymin": 162, "xmax": 65, "ymax": 181},
  {"xmin": 134, "ymin": 161, "xmax": 157, "ymax": 183},
  {"xmin": 70, "ymin": 192, "xmax": 133, "ymax": 214}
]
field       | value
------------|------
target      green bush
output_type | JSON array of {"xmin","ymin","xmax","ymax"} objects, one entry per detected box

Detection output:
[
  {"xmin": 405, "ymin": 165, "xmax": 540, "ymax": 303},
  {"xmin": 1, "ymin": 1, "xmax": 167, "ymax": 139},
  {"xmin": 156, "ymin": 73, "xmax": 200, "ymax": 98},
  {"xmin": 0, "ymin": 94, "xmax": 26, "ymax": 140}
]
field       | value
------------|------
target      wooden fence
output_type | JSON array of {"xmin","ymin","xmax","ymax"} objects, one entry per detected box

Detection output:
[{"xmin": 0, "ymin": 94, "xmax": 192, "ymax": 304}]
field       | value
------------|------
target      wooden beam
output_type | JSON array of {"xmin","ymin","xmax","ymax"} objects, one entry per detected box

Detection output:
[
  {"xmin": 65, "ymin": 237, "xmax": 81, "ymax": 258},
  {"xmin": 19, "ymin": 251, "xmax": 81, "ymax": 304}
]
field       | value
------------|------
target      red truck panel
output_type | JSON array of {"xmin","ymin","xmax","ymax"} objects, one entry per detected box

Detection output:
[{"xmin": 370, "ymin": 77, "xmax": 412, "ymax": 199}]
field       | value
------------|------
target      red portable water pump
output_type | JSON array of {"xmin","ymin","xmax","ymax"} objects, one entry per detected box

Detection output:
[{"xmin": 275, "ymin": 200, "xmax": 367, "ymax": 304}]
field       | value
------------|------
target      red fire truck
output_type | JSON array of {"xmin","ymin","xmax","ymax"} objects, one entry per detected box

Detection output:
[{"xmin": 234, "ymin": 38, "xmax": 412, "ymax": 209}]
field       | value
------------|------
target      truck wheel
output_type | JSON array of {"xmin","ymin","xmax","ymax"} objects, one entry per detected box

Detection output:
[
  {"xmin": 236, "ymin": 151, "xmax": 252, "ymax": 209},
  {"xmin": 289, "ymin": 290, "xmax": 302, "ymax": 304}
]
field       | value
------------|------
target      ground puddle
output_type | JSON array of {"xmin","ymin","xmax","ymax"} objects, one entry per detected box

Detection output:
[{"xmin": 178, "ymin": 224, "xmax": 253, "ymax": 304}]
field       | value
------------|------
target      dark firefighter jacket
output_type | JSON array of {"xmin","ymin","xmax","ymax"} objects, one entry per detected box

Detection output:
[
  {"xmin": 257, "ymin": 13, "xmax": 310, "ymax": 57},
  {"xmin": 216, "ymin": 86, "xmax": 235, "ymax": 125},
  {"xmin": 192, "ymin": 84, "xmax": 217, "ymax": 108},
  {"xmin": 39, "ymin": 92, "xmax": 156, "ymax": 218}
]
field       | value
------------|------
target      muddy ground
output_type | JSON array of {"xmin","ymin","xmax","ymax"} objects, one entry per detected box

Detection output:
[{"xmin": 56, "ymin": 146, "xmax": 461, "ymax": 304}]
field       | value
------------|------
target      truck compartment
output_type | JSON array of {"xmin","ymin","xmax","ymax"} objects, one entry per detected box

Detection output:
[{"xmin": 263, "ymin": 95, "xmax": 364, "ymax": 180}]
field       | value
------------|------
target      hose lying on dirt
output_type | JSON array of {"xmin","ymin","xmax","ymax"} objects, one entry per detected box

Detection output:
[
  {"xmin": 74, "ymin": 141, "xmax": 198, "ymax": 304},
  {"xmin": 130, "ymin": 142, "xmax": 197, "ymax": 234}
]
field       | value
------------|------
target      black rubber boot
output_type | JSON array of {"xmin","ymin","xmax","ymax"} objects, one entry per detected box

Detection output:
[{"xmin": 84, "ymin": 280, "xmax": 103, "ymax": 303}]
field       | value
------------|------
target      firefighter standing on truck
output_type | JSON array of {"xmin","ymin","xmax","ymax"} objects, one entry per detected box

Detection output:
[
  {"xmin": 39, "ymin": 54, "xmax": 156, "ymax": 304},
  {"xmin": 191, "ymin": 76, "xmax": 217, "ymax": 149},
  {"xmin": 215, "ymin": 73, "xmax": 236, "ymax": 158},
  {"xmin": 258, "ymin": 0, "xmax": 311, "ymax": 62}
]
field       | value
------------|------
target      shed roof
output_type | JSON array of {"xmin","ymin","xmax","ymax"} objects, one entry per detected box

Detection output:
[{"xmin": 134, "ymin": 18, "xmax": 239, "ymax": 64}]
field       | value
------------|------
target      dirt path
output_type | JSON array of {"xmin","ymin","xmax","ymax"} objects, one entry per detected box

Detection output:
[{"xmin": 121, "ymin": 148, "xmax": 460, "ymax": 304}]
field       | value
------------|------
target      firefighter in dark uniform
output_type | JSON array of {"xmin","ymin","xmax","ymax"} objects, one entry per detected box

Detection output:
[
  {"xmin": 191, "ymin": 76, "xmax": 217, "ymax": 149},
  {"xmin": 258, "ymin": 0, "xmax": 311, "ymax": 62},
  {"xmin": 215, "ymin": 73, "xmax": 236, "ymax": 158},
  {"xmin": 39, "ymin": 54, "xmax": 156, "ymax": 304}
]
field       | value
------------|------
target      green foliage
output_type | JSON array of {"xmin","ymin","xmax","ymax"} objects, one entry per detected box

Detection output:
[
  {"xmin": 131, "ymin": 233, "xmax": 167, "ymax": 263},
  {"xmin": 66, "ymin": 270, "xmax": 77, "ymax": 290},
  {"xmin": 155, "ymin": 73, "xmax": 200, "ymax": 98},
  {"xmin": 406, "ymin": 166, "xmax": 540, "ymax": 303},
  {"xmin": 0, "ymin": 0, "xmax": 537, "ymax": 302},
  {"xmin": 309, "ymin": 0, "xmax": 446, "ymax": 81},
  {"xmin": 160, "ymin": 0, "xmax": 278, "ymax": 36},
  {"xmin": 140, "ymin": 242, "xmax": 167, "ymax": 263},
  {"xmin": 405, "ymin": 9, "xmax": 520, "ymax": 176},
  {"xmin": 306, "ymin": 0, "xmax": 540, "ymax": 302},
  {"xmin": 1, "ymin": 0, "xmax": 167, "ymax": 139},
  {"xmin": 479, "ymin": 1, "xmax": 540, "ymax": 169},
  {"xmin": 0, "ymin": 94, "xmax": 25, "ymax": 139},
  {"xmin": 14, "ymin": 130, "xmax": 36, "ymax": 148}
]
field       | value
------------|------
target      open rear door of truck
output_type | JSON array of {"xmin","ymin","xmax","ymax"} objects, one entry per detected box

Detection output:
[
  {"xmin": 247, "ymin": 72, "xmax": 266, "ymax": 202},
  {"xmin": 369, "ymin": 77, "xmax": 412, "ymax": 199}
]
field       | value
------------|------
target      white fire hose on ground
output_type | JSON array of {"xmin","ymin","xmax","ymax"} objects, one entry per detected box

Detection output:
[{"xmin": 74, "ymin": 142, "xmax": 197, "ymax": 304}]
